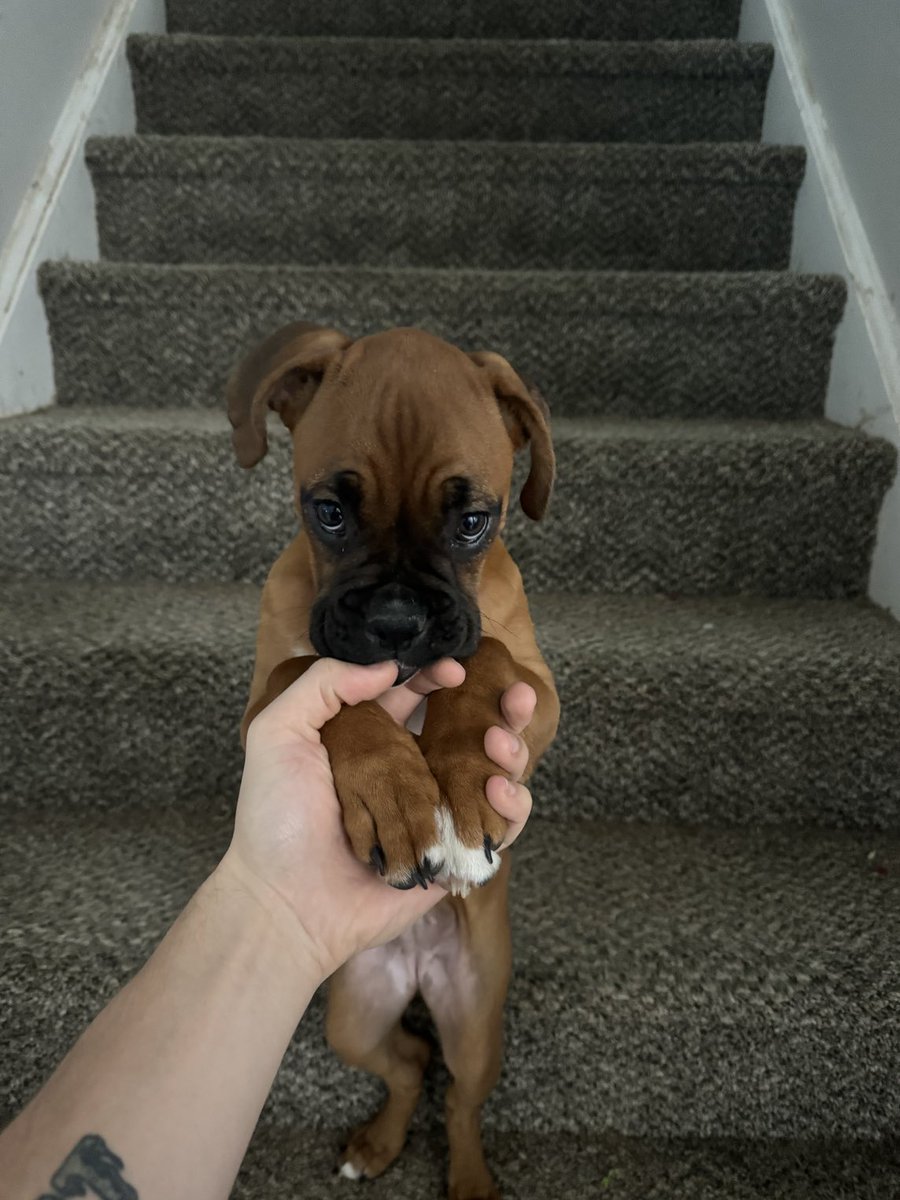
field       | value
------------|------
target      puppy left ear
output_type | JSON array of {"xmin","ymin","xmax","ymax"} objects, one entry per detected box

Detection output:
[
  {"xmin": 227, "ymin": 321, "xmax": 352, "ymax": 468},
  {"xmin": 468, "ymin": 350, "xmax": 555, "ymax": 520}
]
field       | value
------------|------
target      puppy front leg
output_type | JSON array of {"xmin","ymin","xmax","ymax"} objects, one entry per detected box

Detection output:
[
  {"xmin": 417, "ymin": 636, "xmax": 558, "ymax": 894},
  {"xmin": 243, "ymin": 656, "xmax": 444, "ymax": 889}
]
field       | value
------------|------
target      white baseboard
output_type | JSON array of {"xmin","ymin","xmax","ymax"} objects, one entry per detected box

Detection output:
[
  {"xmin": 740, "ymin": 0, "xmax": 900, "ymax": 617},
  {"xmin": 0, "ymin": 0, "xmax": 166, "ymax": 418}
]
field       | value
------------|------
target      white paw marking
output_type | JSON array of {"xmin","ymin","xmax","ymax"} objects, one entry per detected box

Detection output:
[
  {"xmin": 339, "ymin": 1160, "xmax": 363, "ymax": 1180},
  {"xmin": 424, "ymin": 806, "xmax": 500, "ymax": 898}
]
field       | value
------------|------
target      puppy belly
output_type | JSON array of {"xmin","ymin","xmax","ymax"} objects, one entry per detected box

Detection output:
[{"xmin": 341, "ymin": 904, "xmax": 479, "ymax": 1026}]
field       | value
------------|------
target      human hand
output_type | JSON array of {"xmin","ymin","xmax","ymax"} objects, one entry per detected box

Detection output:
[{"xmin": 219, "ymin": 658, "xmax": 536, "ymax": 980}]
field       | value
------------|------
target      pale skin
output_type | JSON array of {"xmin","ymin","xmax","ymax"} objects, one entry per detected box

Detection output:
[{"xmin": 0, "ymin": 657, "xmax": 536, "ymax": 1200}]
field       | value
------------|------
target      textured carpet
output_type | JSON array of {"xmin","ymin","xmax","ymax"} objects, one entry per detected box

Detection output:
[
  {"xmin": 4, "ymin": 804, "xmax": 900, "ymax": 1139},
  {"xmin": 3, "ymin": 581, "xmax": 900, "ymax": 828},
  {"xmin": 0, "ymin": 408, "xmax": 892, "ymax": 596},
  {"xmin": 89, "ymin": 136, "xmax": 803, "ymax": 271},
  {"xmin": 4, "ymin": 0, "xmax": 900, "ymax": 1189},
  {"xmin": 165, "ymin": 0, "xmax": 744, "ymax": 42},
  {"xmin": 234, "ymin": 1127, "xmax": 900, "ymax": 1200},
  {"xmin": 39, "ymin": 261, "xmax": 846, "ymax": 419},
  {"xmin": 129, "ymin": 35, "xmax": 771, "ymax": 142}
]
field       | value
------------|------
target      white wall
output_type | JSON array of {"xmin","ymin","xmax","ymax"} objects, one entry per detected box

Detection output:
[
  {"xmin": 0, "ymin": 0, "xmax": 166, "ymax": 417},
  {"xmin": 0, "ymin": 0, "xmax": 114, "ymax": 247},
  {"xmin": 740, "ymin": 0, "xmax": 900, "ymax": 617}
]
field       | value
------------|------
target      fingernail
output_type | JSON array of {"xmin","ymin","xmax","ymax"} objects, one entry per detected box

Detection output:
[{"xmin": 508, "ymin": 734, "xmax": 520, "ymax": 755}]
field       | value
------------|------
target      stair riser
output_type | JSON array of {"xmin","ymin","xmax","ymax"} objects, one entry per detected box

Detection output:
[
  {"xmin": 165, "ymin": 0, "xmax": 743, "ymax": 40},
  {"xmin": 3, "ymin": 619, "xmax": 899, "ymax": 828},
  {"xmin": 40, "ymin": 265, "xmax": 845, "ymax": 420},
  {"xmin": 0, "ymin": 426, "xmax": 891, "ymax": 596},
  {"xmin": 89, "ymin": 142, "xmax": 802, "ymax": 272},
  {"xmin": 130, "ymin": 41, "xmax": 769, "ymax": 143}
]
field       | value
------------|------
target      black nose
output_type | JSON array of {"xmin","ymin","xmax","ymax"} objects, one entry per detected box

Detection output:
[{"xmin": 366, "ymin": 586, "xmax": 427, "ymax": 653}]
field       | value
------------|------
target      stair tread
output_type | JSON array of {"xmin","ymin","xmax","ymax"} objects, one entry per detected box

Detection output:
[
  {"xmin": 129, "ymin": 33, "xmax": 773, "ymax": 76},
  {"xmin": 3, "ymin": 576, "xmax": 899, "ymax": 656},
  {"xmin": 88, "ymin": 137, "xmax": 802, "ymax": 272},
  {"xmin": 3, "ymin": 579, "xmax": 899, "ymax": 829},
  {"xmin": 128, "ymin": 36, "xmax": 770, "ymax": 143},
  {"xmin": 165, "ymin": 0, "xmax": 743, "ymax": 42},
  {"xmin": 1, "ymin": 406, "xmax": 891, "ymax": 598},
  {"xmin": 90, "ymin": 134, "xmax": 804, "ymax": 183},
  {"xmin": 42, "ymin": 258, "xmax": 845, "ymax": 312},
  {"xmin": 3, "ymin": 803, "xmax": 900, "ymax": 1137},
  {"xmin": 39, "ymin": 260, "xmax": 847, "ymax": 421},
  {"xmin": 1, "ymin": 403, "xmax": 876, "ymax": 444},
  {"xmin": 233, "ymin": 1125, "xmax": 898, "ymax": 1199}
]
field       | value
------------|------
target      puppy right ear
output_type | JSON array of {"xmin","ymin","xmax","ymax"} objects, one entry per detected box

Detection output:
[{"xmin": 226, "ymin": 321, "xmax": 352, "ymax": 468}]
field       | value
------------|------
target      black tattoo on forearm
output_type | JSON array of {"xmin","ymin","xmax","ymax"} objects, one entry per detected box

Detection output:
[{"xmin": 37, "ymin": 1134, "xmax": 138, "ymax": 1199}]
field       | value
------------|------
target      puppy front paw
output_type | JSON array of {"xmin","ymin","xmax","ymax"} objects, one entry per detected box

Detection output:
[
  {"xmin": 323, "ymin": 703, "xmax": 443, "ymax": 890},
  {"xmin": 422, "ymin": 750, "xmax": 507, "ymax": 897}
]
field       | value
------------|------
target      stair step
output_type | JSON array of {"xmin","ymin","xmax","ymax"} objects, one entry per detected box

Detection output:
[
  {"xmin": 39, "ymin": 262, "xmax": 845, "ymax": 420},
  {"xmin": 165, "ymin": 0, "xmax": 743, "ymax": 42},
  {"xmin": 2, "ymin": 581, "xmax": 900, "ymax": 827},
  {"xmin": 0, "ymin": 408, "xmax": 891, "ymax": 595},
  {"xmin": 4, "ymin": 802, "xmax": 899, "ymax": 1138},
  {"xmin": 88, "ymin": 136, "xmax": 803, "ymax": 272},
  {"xmin": 234, "ymin": 1126, "xmax": 898, "ymax": 1198},
  {"xmin": 129, "ymin": 35, "xmax": 771, "ymax": 143}
]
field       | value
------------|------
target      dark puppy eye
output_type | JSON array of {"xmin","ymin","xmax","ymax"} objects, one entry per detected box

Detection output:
[
  {"xmin": 315, "ymin": 500, "xmax": 345, "ymax": 533},
  {"xmin": 456, "ymin": 512, "xmax": 490, "ymax": 544}
]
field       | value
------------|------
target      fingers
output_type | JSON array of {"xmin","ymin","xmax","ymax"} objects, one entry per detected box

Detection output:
[
  {"xmin": 255, "ymin": 658, "xmax": 399, "ymax": 741},
  {"xmin": 375, "ymin": 658, "xmax": 466, "ymax": 726},
  {"xmin": 483, "ymin": 723, "xmax": 530, "ymax": 782},
  {"xmin": 485, "ymin": 775, "xmax": 533, "ymax": 849},
  {"xmin": 499, "ymin": 682, "xmax": 537, "ymax": 736}
]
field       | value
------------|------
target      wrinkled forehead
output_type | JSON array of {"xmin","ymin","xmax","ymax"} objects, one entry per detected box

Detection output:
[{"xmin": 293, "ymin": 332, "xmax": 513, "ymax": 507}]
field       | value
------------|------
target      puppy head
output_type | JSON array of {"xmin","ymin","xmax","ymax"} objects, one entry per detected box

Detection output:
[{"xmin": 228, "ymin": 323, "xmax": 554, "ymax": 678}]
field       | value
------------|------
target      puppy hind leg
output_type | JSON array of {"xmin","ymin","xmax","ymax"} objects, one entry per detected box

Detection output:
[
  {"xmin": 326, "ymin": 952, "xmax": 429, "ymax": 1181},
  {"xmin": 438, "ymin": 1003, "xmax": 506, "ymax": 1200},
  {"xmin": 426, "ymin": 888, "xmax": 512, "ymax": 1200}
]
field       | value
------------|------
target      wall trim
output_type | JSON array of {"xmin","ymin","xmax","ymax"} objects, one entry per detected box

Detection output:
[
  {"xmin": 741, "ymin": 0, "xmax": 900, "ymax": 617},
  {"xmin": 0, "ymin": 0, "xmax": 165, "ymax": 417},
  {"xmin": 761, "ymin": 0, "xmax": 900, "ymax": 427}
]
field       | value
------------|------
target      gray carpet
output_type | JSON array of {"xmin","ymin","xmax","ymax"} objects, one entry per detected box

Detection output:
[
  {"xmin": 4, "ymin": 581, "xmax": 900, "ymax": 827},
  {"xmin": 0, "ymin": 408, "xmax": 892, "ymax": 595},
  {"xmin": 89, "ymin": 136, "xmax": 803, "ymax": 271},
  {"xmin": 40, "ymin": 262, "xmax": 846, "ymax": 419},
  {"xmin": 128, "ymin": 36, "xmax": 772, "ymax": 142},
  {"xmin": 4, "ymin": 805, "xmax": 900, "ymax": 1139},
  {"xmin": 165, "ymin": 0, "xmax": 744, "ymax": 42},
  {"xmin": 3, "ymin": 0, "xmax": 900, "ymax": 1193}
]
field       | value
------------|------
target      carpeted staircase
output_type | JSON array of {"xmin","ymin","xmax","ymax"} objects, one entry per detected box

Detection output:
[{"xmin": 2, "ymin": 1, "xmax": 900, "ymax": 1195}]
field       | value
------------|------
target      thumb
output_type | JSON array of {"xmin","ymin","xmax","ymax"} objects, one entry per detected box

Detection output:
[{"xmin": 263, "ymin": 657, "xmax": 399, "ymax": 739}]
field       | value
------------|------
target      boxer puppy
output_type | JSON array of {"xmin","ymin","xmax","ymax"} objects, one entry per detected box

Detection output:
[{"xmin": 228, "ymin": 323, "xmax": 560, "ymax": 1200}]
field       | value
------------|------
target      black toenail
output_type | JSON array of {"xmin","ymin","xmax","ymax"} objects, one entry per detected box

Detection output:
[
  {"xmin": 484, "ymin": 834, "xmax": 493, "ymax": 864},
  {"xmin": 422, "ymin": 855, "xmax": 444, "ymax": 881},
  {"xmin": 369, "ymin": 844, "xmax": 387, "ymax": 876},
  {"xmin": 412, "ymin": 867, "xmax": 429, "ymax": 891},
  {"xmin": 391, "ymin": 874, "xmax": 418, "ymax": 891}
]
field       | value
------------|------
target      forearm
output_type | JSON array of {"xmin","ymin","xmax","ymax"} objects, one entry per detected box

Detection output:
[{"xmin": 0, "ymin": 856, "xmax": 322, "ymax": 1200}]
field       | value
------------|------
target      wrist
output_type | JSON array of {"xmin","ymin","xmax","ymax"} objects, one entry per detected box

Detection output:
[{"xmin": 210, "ymin": 851, "xmax": 335, "ymax": 988}]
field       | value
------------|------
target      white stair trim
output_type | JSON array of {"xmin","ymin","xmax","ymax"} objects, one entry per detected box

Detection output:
[
  {"xmin": 741, "ymin": 0, "xmax": 900, "ymax": 617},
  {"xmin": 0, "ymin": 0, "xmax": 165, "ymax": 418}
]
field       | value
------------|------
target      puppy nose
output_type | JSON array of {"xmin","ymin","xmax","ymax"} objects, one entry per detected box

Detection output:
[{"xmin": 366, "ymin": 587, "xmax": 427, "ymax": 652}]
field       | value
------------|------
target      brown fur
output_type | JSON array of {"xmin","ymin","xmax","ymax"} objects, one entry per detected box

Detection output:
[{"xmin": 230, "ymin": 325, "xmax": 560, "ymax": 1197}]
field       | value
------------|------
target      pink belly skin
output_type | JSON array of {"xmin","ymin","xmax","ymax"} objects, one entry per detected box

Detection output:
[{"xmin": 338, "ymin": 902, "xmax": 479, "ymax": 1032}]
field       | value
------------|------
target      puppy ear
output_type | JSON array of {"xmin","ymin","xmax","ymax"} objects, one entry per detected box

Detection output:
[
  {"xmin": 468, "ymin": 350, "xmax": 555, "ymax": 520},
  {"xmin": 227, "ymin": 321, "xmax": 352, "ymax": 468}
]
